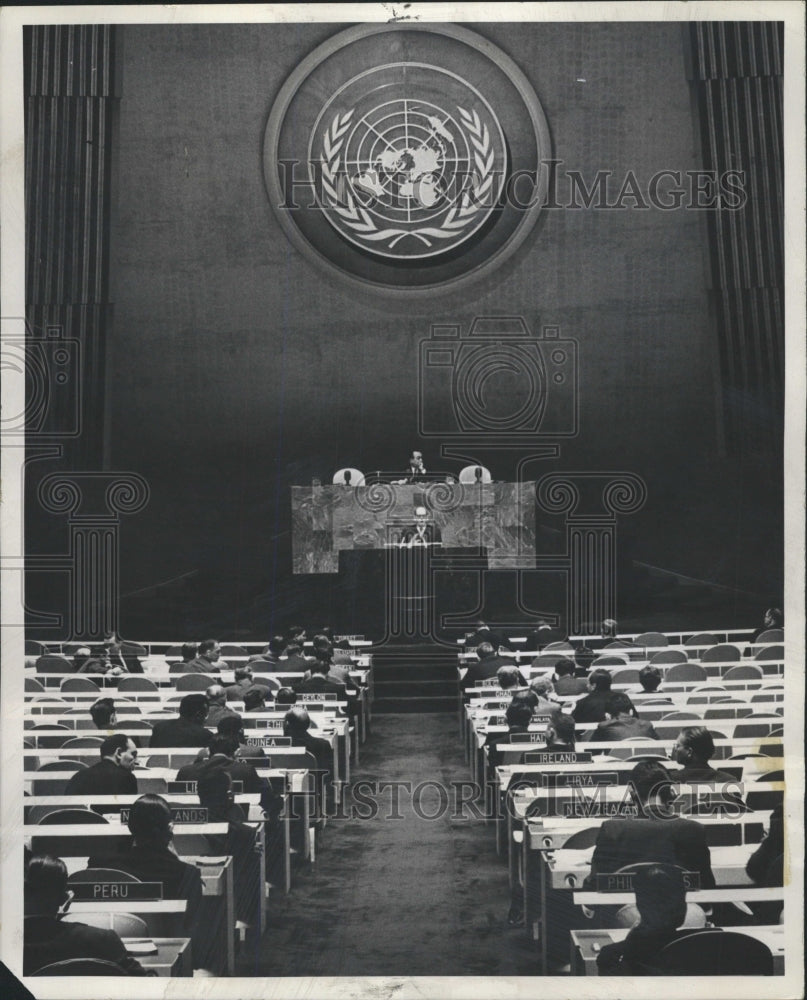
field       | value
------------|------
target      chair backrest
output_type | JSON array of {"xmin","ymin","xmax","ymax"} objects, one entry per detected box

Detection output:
[
  {"xmin": 561, "ymin": 826, "xmax": 601, "ymax": 849},
  {"xmin": 543, "ymin": 641, "xmax": 574, "ymax": 653},
  {"xmin": 703, "ymin": 704, "xmax": 753, "ymax": 720},
  {"xmin": 458, "ymin": 464, "xmax": 492, "ymax": 484},
  {"xmin": 754, "ymin": 644, "xmax": 784, "ymax": 662},
  {"xmin": 37, "ymin": 808, "xmax": 109, "ymax": 825},
  {"xmin": 610, "ymin": 668, "xmax": 640, "ymax": 685},
  {"xmin": 61, "ymin": 736, "xmax": 104, "ymax": 749},
  {"xmin": 60, "ymin": 677, "xmax": 101, "ymax": 693},
  {"xmin": 634, "ymin": 632, "xmax": 668, "ymax": 648},
  {"xmin": 36, "ymin": 759, "xmax": 87, "ymax": 772},
  {"xmin": 660, "ymin": 711, "xmax": 702, "ymax": 721},
  {"xmin": 592, "ymin": 654, "xmax": 629, "ymax": 667},
  {"xmin": 700, "ymin": 644, "xmax": 741, "ymax": 664},
  {"xmin": 120, "ymin": 641, "xmax": 148, "ymax": 656},
  {"xmin": 31, "ymin": 958, "xmax": 129, "ymax": 976},
  {"xmin": 656, "ymin": 930, "xmax": 773, "ymax": 975},
  {"xmin": 68, "ymin": 867, "xmax": 142, "ymax": 883},
  {"xmin": 117, "ymin": 676, "xmax": 159, "ymax": 693},
  {"xmin": 665, "ymin": 663, "xmax": 707, "ymax": 683},
  {"xmin": 174, "ymin": 673, "xmax": 212, "ymax": 691},
  {"xmin": 35, "ymin": 654, "xmax": 74, "ymax": 674},
  {"xmin": 118, "ymin": 718, "xmax": 154, "ymax": 730},
  {"xmin": 24, "ymin": 676, "xmax": 46, "ymax": 693},
  {"xmin": 755, "ymin": 628, "xmax": 784, "ymax": 644},
  {"xmin": 26, "ymin": 639, "xmax": 49, "ymax": 656},
  {"xmin": 683, "ymin": 632, "xmax": 717, "ymax": 648},
  {"xmin": 722, "ymin": 664, "xmax": 763, "ymax": 681},
  {"xmin": 733, "ymin": 717, "xmax": 783, "ymax": 739},
  {"xmin": 142, "ymin": 754, "xmax": 171, "ymax": 768},
  {"xmin": 332, "ymin": 467, "xmax": 365, "ymax": 486},
  {"xmin": 219, "ymin": 644, "xmax": 248, "ymax": 657},
  {"xmin": 530, "ymin": 654, "xmax": 566, "ymax": 669},
  {"xmin": 755, "ymin": 770, "xmax": 784, "ymax": 782},
  {"xmin": 649, "ymin": 649, "xmax": 686, "ymax": 666}
]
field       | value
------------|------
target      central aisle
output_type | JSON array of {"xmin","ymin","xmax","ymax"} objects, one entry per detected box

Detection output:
[{"xmin": 236, "ymin": 712, "xmax": 538, "ymax": 976}]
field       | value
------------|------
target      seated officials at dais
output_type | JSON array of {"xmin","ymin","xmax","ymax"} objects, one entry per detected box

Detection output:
[{"xmin": 24, "ymin": 854, "xmax": 154, "ymax": 976}]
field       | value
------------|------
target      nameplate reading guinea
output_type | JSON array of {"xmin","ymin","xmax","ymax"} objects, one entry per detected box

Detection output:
[
  {"xmin": 541, "ymin": 771, "xmax": 619, "ymax": 788},
  {"xmin": 595, "ymin": 871, "xmax": 701, "ymax": 892},
  {"xmin": 246, "ymin": 735, "xmax": 292, "ymax": 748},
  {"xmin": 71, "ymin": 882, "xmax": 164, "ymax": 901},
  {"xmin": 522, "ymin": 751, "xmax": 592, "ymax": 764},
  {"xmin": 120, "ymin": 807, "xmax": 208, "ymax": 824}
]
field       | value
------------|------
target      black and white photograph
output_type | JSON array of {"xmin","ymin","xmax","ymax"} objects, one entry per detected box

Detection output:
[{"xmin": 1, "ymin": 3, "xmax": 804, "ymax": 998}]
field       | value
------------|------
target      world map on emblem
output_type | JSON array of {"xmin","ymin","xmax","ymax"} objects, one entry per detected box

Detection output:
[{"xmin": 308, "ymin": 65, "xmax": 508, "ymax": 260}]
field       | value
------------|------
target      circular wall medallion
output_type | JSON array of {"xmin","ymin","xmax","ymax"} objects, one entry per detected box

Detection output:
[{"xmin": 264, "ymin": 24, "xmax": 551, "ymax": 295}]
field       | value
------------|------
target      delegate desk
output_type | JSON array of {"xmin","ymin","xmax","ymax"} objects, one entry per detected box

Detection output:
[
  {"xmin": 25, "ymin": 824, "xmax": 235, "ymax": 974},
  {"xmin": 569, "ymin": 925, "xmax": 785, "ymax": 976}
]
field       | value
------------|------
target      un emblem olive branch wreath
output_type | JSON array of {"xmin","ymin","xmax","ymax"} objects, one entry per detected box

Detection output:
[{"xmin": 319, "ymin": 105, "xmax": 494, "ymax": 250}]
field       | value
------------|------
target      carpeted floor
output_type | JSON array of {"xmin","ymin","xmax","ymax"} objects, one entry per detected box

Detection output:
[{"xmin": 235, "ymin": 713, "xmax": 539, "ymax": 976}]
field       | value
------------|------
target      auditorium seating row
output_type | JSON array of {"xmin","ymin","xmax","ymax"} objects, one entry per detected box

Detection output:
[
  {"xmin": 22, "ymin": 635, "xmax": 376, "ymax": 977},
  {"xmin": 456, "ymin": 626, "xmax": 788, "ymax": 976}
]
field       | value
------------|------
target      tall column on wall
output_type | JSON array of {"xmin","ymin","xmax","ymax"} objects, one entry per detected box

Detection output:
[
  {"xmin": 688, "ymin": 23, "xmax": 784, "ymax": 461},
  {"xmin": 24, "ymin": 24, "xmax": 116, "ymax": 468}
]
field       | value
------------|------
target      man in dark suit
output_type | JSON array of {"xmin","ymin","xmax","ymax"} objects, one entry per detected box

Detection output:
[
  {"xmin": 571, "ymin": 668, "xmax": 613, "ymax": 723},
  {"xmin": 204, "ymin": 683, "xmax": 238, "ymax": 728},
  {"xmin": 527, "ymin": 620, "xmax": 568, "ymax": 651},
  {"xmin": 64, "ymin": 733, "xmax": 139, "ymax": 795},
  {"xmin": 104, "ymin": 632, "xmax": 144, "ymax": 674},
  {"xmin": 461, "ymin": 642, "xmax": 514, "ymax": 692},
  {"xmin": 463, "ymin": 620, "xmax": 512, "ymax": 652},
  {"xmin": 183, "ymin": 638, "xmax": 225, "ymax": 674},
  {"xmin": 553, "ymin": 657, "xmax": 588, "ymax": 696},
  {"xmin": 590, "ymin": 692, "xmax": 659, "ymax": 742},
  {"xmin": 24, "ymin": 855, "xmax": 153, "ymax": 976},
  {"xmin": 544, "ymin": 712, "xmax": 577, "ymax": 752},
  {"xmin": 670, "ymin": 727, "xmax": 738, "ymax": 783},
  {"xmin": 225, "ymin": 665, "xmax": 256, "ymax": 700},
  {"xmin": 583, "ymin": 760, "xmax": 716, "ymax": 889},
  {"xmin": 249, "ymin": 635, "xmax": 287, "ymax": 669},
  {"xmin": 399, "ymin": 506, "xmax": 442, "ymax": 547},
  {"xmin": 148, "ymin": 693, "xmax": 213, "ymax": 749},
  {"xmin": 282, "ymin": 640, "xmax": 316, "ymax": 674},
  {"xmin": 87, "ymin": 794, "xmax": 211, "ymax": 970},
  {"xmin": 176, "ymin": 735, "xmax": 267, "ymax": 795},
  {"xmin": 483, "ymin": 700, "xmax": 533, "ymax": 768},
  {"xmin": 295, "ymin": 658, "xmax": 358, "ymax": 716},
  {"xmin": 284, "ymin": 707, "xmax": 333, "ymax": 787}
]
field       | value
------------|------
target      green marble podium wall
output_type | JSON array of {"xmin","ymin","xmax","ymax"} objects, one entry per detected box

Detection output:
[{"xmin": 291, "ymin": 482, "xmax": 537, "ymax": 574}]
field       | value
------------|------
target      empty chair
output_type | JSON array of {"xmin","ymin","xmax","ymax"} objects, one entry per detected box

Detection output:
[
  {"xmin": 649, "ymin": 649, "xmax": 687, "ymax": 666},
  {"xmin": 37, "ymin": 807, "xmax": 109, "ymax": 825},
  {"xmin": 117, "ymin": 676, "xmax": 159, "ymax": 694},
  {"xmin": 25, "ymin": 676, "xmax": 46, "ymax": 693},
  {"xmin": 60, "ymin": 677, "xmax": 101, "ymax": 694},
  {"xmin": 592, "ymin": 654, "xmax": 629, "ymax": 667},
  {"xmin": 755, "ymin": 770, "xmax": 784, "ymax": 782},
  {"xmin": 117, "ymin": 718, "xmax": 154, "ymax": 731},
  {"xmin": 610, "ymin": 668, "xmax": 641, "ymax": 685},
  {"xmin": 703, "ymin": 703, "xmax": 753, "ymax": 720},
  {"xmin": 28, "ymin": 724, "xmax": 72, "ymax": 749},
  {"xmin": 219, "ymin": 644, "xmax": 248, "ymax": 657},
  {"xmin": 31, "ymin": 958, "xmax": 128, "ymax": 976},
  {"xmin": 723, "ymin": 664, "xmax": 763, "ymax": 681},
  {"xmin": 754, "ymin": 644, "xmax": 784, "ymax": 662},
  {"xmin": 734, "ymin": 716, "xmax": 782, "ymax": 739},
  {"xmin": 141, "ymin": 754, "xmax": 171, "ymax": 769},
  {"xmin": 683, "ymin": 632, "xmax": 718, "ymax": 653},
  {"xmin": 530, "ymin": 654, "xmax": 567, "ymax": 669},
  {"xmin": 543, "ymin": 641, "xmax": 574, "ymax": 653},
  {"xmin": 29, "ymin": 699, "xmax": 70, "ymax": 716},
  {"xmin": 755, "ymin": 628, "xmax": 784, "ymax": 645},
  {"xmin": 561, "ymin": 826, "xmax": 600, "ymax": 849},
  {"xmin": 634, "ymin": 632, "xmax": 668, "ymax": 649},
  {"xmin": 63, "ymin": 910, "xmax": 149, "ymax": 938},
  {"xmin": 35, "ymin": 654, "xmax": 74, "ymax": 674},
  {"xmin": 60, "ymin": 736, "xmax": 104, "ymax": 750},
  {"xmin": 665, "ymin": 662, "xmax": 708, "ymax": 683},
  {"xmin": 26, "ymin": 639, "xmax": 49, "ymax": 656},
  {"xmin": 120, "ymin": 641, "xmax": 148, "ymax": 656},
  {"xmin": 35, "ymin": 759, "xmax": 87, "ymax": 772},
  {"xmin": 700, "ymin": 644, "xmax": 741, "ymax": 664},
  {"xmin": 660, "ymin": 711, "xmax": 702, "ymax": 721},
  {"xmin": 68, "ymin": 868, "xmax": 141, "ymax": 884},
  {"xmin": 174, "ymin": 673, "xmax": 211, "ymax": 691}
]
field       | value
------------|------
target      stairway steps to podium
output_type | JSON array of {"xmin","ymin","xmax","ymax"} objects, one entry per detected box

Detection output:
[{"xmin": 370, "ymin": 643, "xmax": 460, "ymax": 713}]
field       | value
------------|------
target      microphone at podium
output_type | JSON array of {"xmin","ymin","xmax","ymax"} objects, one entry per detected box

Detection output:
[{"xmin": 398, "ymin": 506, "xmax": 443, "ymax": 548}]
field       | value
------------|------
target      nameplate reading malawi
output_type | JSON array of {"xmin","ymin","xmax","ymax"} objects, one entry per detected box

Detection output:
[
  {"xmin": 120, "ymin": 807, "xmax": 208, "ymax": 824},
  {"xmin": 595, "ymin": 871, "xmax": 702, "ymax": 892},
  {"xmin": 247, "ymin": 735, "xmax": 292, "ymax": 748},
  {"xmin": 71, "ymin": 882, "xmax": 164, "ymax": 901},
  {"xmin": 522, "ymin": 751, "xmax": 592, "ymax": 764}
]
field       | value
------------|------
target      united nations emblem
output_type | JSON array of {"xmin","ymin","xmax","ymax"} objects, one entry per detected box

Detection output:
[
  {"xmin": 310, "ymin": 73, "xmax": 507, "ymax": 259},
  {"xmin": 264, "ymin": 24, "xmax": 551, "ymax": 293}
]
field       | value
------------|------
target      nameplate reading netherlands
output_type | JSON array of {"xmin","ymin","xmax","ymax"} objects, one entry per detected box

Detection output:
[{"xmin": 120, "ymin": 807, "xmax": 208, "ymax": 824}]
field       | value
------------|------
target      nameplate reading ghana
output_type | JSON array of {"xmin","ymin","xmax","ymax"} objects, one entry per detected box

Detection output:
[
  {"xmin": 522, "ymin": 751, "xmax": 592, "ymax": 764},
  {"xmin": 595, "ymin": 871, "xmax": 701, "ymax": 892},
  {"xmin": 541, "ymin": 771, "xmax": 619, "ymax": 787},
  {"xmin": 120, "ymin": 807, "xmax": 208, "ymax": 824},
  {"xmin": 71, "ymin": 882, "xmax": 164, "ymax": 901},
  {"xmin": 247, "ymin": 735, "xmax": 292, "ymax": 748}
]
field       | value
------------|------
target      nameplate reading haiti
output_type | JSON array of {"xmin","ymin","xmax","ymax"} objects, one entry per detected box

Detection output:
[
  {"xmin": 247, "ymin": 735, "xmax": 292, "ymax": 748},
  {"xmin": 522, "ymin": 751, "xmax": 593, "ymax": 764},
  {"xmin": 509, "ymin": 731, "xmax": 548, "ymax": 743},
  {"xmin": 541, "ymin": 771, "xmax": 619, "ymax": 787},
  {"xmin": 71, "ymin": 882, "xmax": 164, "ymax": 901},
  {"xmin": 595, "ymin": 871, "xmax": 702, "ymax": 893},
  {"xmin": 264, "ymin": 24, "xmax": 551, "ymax": 294},
  {"xmin": 120, "ymin": 807, "xmax": 208, "ymax": 824}
]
